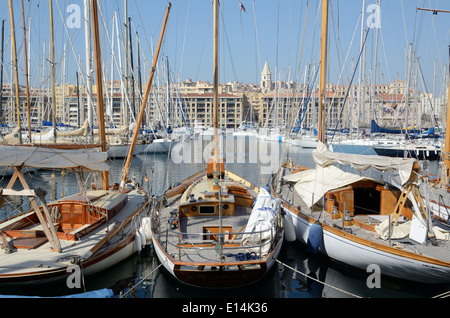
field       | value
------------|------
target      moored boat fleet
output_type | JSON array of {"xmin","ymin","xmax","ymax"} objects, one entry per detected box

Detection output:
[{"xmin": 0, "ymin": 0, "xmax": 449, "ymax": 298}]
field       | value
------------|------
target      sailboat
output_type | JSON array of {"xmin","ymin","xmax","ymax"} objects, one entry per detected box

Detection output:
[
  {"xmin": 269, "ymin": 0, "xmax": 450, "ymax": 284},
  {"xmin": 150, "ymin": 0, "xmax": 284, "ymax": 288},
  {"xmin": 0, "ymin": 1, "xmax": 170, "ymax": 285}
]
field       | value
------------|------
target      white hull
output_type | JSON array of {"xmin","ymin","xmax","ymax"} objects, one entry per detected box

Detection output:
[
  {"xmin": 144, "ymin": 139, "xmax": 174, "ymax": 153},
  {"xmin": 287, "ymin": 138, "xmax": 318, "ymax": 148},
  {"xmin": 107, "ymin": 144, "xmax": 146, "ymax": 158},
  {"xmin": 282, "ymin": 205, "xmax": 450, "ymax": 283}
]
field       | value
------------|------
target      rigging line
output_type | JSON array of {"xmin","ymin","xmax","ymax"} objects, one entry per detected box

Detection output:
[
  {"xmin": 178, "ymin": 0, "xmax": 190, "ymax": 78},
  {"xmin": 219, "ymin": 9, "xmax": 238, "ymax": 82},
  {"xmin": 251, "ymin": 0, "xmax": 261, "ymax": 83},
  {"xmin": 194, "ymin": 5, "xmax": 213, "ymax": 81},
  {"xmin": 331, "ymin": 27, "xmax": 371, "ymax": 142}
]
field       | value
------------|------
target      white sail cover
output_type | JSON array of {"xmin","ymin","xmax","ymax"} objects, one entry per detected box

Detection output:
[
  {"xmin": 0, "ymin": 145, "xmax": 108, "ymax": 171},
  {"xmin": 313, "ymin": 142, "xmax": 416, "ymax": 186},
  {"xmin": 284, "ymin": 165, "xmax": 369, "ymax": 208},
  {"xmin": 241, "ymin": 187, "xmax": 280, "ymax": 256}
]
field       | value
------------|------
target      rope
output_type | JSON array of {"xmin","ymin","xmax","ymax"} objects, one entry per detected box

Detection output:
[
  {"xmin": 275, "ymin": 259, "xmax": 363, "ymax": 298},
  {"xmin": 119, "ymin": 260, "xmax": 166, "ymax": 298},
  {"xmin": 432, "ymin": 290, "xmax": 450, "ymax": 299}
]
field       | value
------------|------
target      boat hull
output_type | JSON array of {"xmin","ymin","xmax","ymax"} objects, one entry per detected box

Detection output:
[
  {"xmin": 276, "ymin": 193, "xmax": 450, "ymax": 284},
  {"xmin": 374, "ymin": 146, "xmax": 441, "ymax": 160},
  {"xmin": 152, "ymin": 230, "xmax": 283, "ymax": 288},
  {"xmin": 107, "ymin": 144, "xmax": 146, "ymax": 158},
  {"xmin": 144, "ymin": 139, "xmax": 174, "ymax": 153}
]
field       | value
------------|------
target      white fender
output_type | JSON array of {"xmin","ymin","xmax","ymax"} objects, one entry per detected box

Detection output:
[{"xmin": 141, "ymin": 217, "xmax": 152, "ymax": 245}]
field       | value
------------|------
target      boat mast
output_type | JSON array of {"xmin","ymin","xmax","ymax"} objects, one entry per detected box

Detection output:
[
  {"xmin": 445, "ymin": 45, "xmax": 450, "ymax": 185},
  {"xmin": 318, "ymin": 0, "xmax": 329, "ymax": 143},
  {"xmin": 49, "ymin": 0, "xmax": 57, "ymax": 142},
  {"xmin": 91, "ymin": 0, "xmax": 109, "ymax": 190},
  {"xmin": 120, "ymin": 2, "xmax": 171, "ymax": 188},
  {"xmin": 213, "ymin": 0, "xmax": 219, "ymax": 173},
  {"xmin": 84, "ymin": 0, "xmax": 93, "ymax": 139},
  {"xmin": 8, "ymin": 0, "xmax": 23, "ymax": 144},
  {"xmin": 1, "ymin": 20, "xmax": 5, "ymax": 126},
  {"xmin": 20, "ymin": 0, "xmax": 31, "ymax": 142}
]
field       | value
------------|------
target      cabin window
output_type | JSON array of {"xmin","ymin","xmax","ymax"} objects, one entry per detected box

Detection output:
[{"xmin": 199, "ymin": 206, "xmax": 216, "ymax": 214}]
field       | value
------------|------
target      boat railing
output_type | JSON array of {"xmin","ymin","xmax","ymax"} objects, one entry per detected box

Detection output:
[{"xmin": 163, "ymin": 225, "xmax": 281, "ymax": 263}]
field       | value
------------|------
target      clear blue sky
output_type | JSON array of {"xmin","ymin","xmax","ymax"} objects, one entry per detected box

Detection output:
[{"xmin": 1, "ymin": 0, "xmax": 449, "ymax": 96}]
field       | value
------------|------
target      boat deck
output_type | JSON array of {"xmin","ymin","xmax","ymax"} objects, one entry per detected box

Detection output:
[
  {"xmin": 155, "ymin": 193, "xmax": 265, "ymax": 265},
  {"xmin": 0, "ymin": 188, "xmax": 147, "ymax": 279},
  {"xmin": 278, "ymin": 180, "xmax": 450, "ymax": 263}
]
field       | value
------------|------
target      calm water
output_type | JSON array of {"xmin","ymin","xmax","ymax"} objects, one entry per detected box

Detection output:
[{"xmin": 0, "ymin": 137, "xmax": 449, "ymax": 298}]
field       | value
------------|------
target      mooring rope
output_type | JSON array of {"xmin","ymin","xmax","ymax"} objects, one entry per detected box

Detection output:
[
  {"xmin": 120, "ymin": 260, "xmax": 167, "ymax": 298},
  {"xmin": 275, "ymin": 259, "xmax": 363, "ymax": 298},
  {"xmin": 432, "ymin": 290, "xmax": 450, "ymax": 298}
]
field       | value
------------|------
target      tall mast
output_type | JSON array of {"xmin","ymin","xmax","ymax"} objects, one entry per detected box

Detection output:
[
  {"xmin": 49, "ymin": 0, "xmax": 57, "ymax": 142},
  {"xmin": 84, "ymin": 0, "xmax": 93, "ymax": 138},
  {"xmin": 0, "ymin": 20, "xmax": 5, "ymax": 126},
  {"xmin": 8, "ymin": 0, "xmax": 22, "ymax": 144},
  {"xmin": 445, "ymin": 46, "xmax": 450, "ymax": 184},
  {"xmin": 21, "ymin": 0, "xmax": 31, "ymax": 142},
  {"xmin": 120, "ymin": 2, "xmax": 171, "ymax": 187},
  {"xmin": 128, "ymin": 17, "xmax": 136, "ymax": 120},
  {"xmin": 213, "ymin": 0, "xmax": 219, "ymax": 174},
  {"xmin": 124, "ymin": 0, "xmax": 129, "ymax": 136},
  {"xmin": 91, "ymin": 0, "xmax": 109, "ymax": 190},
  {"xmin": 318, "ymin": 0, "xmax": 329, "ymax": 143}
]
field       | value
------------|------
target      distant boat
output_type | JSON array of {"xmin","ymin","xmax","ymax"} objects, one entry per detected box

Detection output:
[{"xmin": 373, "ymin": 143, "xmax": 441, "ymax": 160}]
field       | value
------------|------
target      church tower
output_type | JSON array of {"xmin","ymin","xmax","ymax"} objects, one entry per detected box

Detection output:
[{"xmin": 260, "ymin": 60, "xmax": 272, "ymax": 92}]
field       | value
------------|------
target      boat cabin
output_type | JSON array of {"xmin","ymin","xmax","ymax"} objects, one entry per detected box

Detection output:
[{"xmin": 324, "ymin": 179, "xmax": 414, "ymax": 223}]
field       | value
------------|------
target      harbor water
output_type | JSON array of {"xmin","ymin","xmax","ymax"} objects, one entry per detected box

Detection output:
[{"xmin": 0, "ymin": 136, "xmax": 449, "ymax": 298}]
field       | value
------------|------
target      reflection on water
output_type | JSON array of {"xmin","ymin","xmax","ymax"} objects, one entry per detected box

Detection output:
[{"xmin": 0, "ymin": 139, "xmax": 448, "ymax": 298}]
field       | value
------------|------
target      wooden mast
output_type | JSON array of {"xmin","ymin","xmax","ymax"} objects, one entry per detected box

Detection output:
[
  {"xmin": 21, "ymin": 0, "xmax": 31, "ymax": 142},
  {"xmin": 318, "ymin": 0, "xmax": 329, "ymax": 143},
  {"xmin": 91, "ymin": 0, "xmax": 109, "ymax": 190},
  {"xmin": 120, "ymin": 2, "xmax": 171, "ymax": 188},
  {"xmin": 212, "ymin": 0, "xmax": 219, "ymax": 175},
  {"xmin": 8, "ymin": 0, "xmax": 22, "ymax": 144}
]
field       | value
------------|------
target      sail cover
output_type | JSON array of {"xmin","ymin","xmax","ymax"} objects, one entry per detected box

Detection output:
[
  {"xmin": 312, "ymin": 142, "xmax": 416, "ymax": 186},
  {"xmin": 0, "ymin": 145, "xmax": 108, "ymax": 171},
  {"xmin": 284, "ymin": 165, "xmax": 368, "ymax": 208}
]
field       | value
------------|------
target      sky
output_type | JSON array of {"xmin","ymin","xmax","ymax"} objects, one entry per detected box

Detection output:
[{"xmin": 1, "ymin": 0, "xmax": 450, "ymax": 96}]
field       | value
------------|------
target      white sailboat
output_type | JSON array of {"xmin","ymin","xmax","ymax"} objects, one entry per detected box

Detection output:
[{"xmin": 270, "ymin": 0, "xmax": 450, "ymax": 284}]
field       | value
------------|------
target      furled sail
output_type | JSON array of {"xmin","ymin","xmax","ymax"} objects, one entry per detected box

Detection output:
[{"xmin": 0, "ymin": 145, "xmax": 108, "ymax": 171}]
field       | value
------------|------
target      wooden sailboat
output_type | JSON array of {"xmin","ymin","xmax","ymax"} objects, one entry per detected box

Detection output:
[
  {"xmin": 150, "ymin": 0, "xmax": 284, "ymax": 288},
  {"xmin": 0, "ymin": 1, "xmax": 170, "ymax": 285},
  {"xmin": 269, "ymin": 0, "xmax": 450, "ymax": 284}
]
